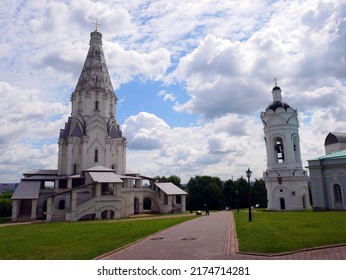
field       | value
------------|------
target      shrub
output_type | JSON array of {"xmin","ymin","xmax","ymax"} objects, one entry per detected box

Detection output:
[{"xmin": 0, "ymin": 192, "xmax": 12, "ymax": 217}]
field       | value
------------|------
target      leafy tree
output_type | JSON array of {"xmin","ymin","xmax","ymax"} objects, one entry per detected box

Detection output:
[
  {"xmin": 252, "ymin": 178, "xmax": 267, "ymax": 208},
  {"xmin": 186, "ymin": 175, "xmax": 224, "ymax": 210},
  {"xmin": 154, "ymin": 175, "xmax": 181, "ymax": 187},
  {"xmin": 234, "ymin": 177, "xmax": 249, "ymax": 209},
  {"xmin": 0, "ymin": 191, "xmax": 13, "ymax": 218}
]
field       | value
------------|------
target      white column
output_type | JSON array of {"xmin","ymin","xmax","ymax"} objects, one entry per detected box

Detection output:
[
  {"xmin": 12, "ymin": 200, "xmax": 18, "ymax": 222},
  {"xmin": 31, "ymin": 199, "xmax": 38, "ymax": 220},
  {"xmin": 46, "ymin": 197, "xmax": 53, "ymax": 221},
  {"xmin": 181, "ymin": 195, "xmax": 186, "ymax": 212}
]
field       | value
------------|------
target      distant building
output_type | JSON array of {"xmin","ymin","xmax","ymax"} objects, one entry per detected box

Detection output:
[
  {"xmin": 0, "ymin": 183, "xmax": 18, "ymax": 193},
  {"xmin": 307, "ymin": 132, "xmax": 346, "ymax": 210},
  {"xmin": 261, "ymin": 84, "xmax": 310, "ymax": 210},
  {"xmin": 11, "ymin": 29, "xmax": 186, "ymax": 222}
]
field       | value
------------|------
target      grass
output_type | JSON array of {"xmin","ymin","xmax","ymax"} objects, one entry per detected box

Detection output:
[
  {"xmin": 0, "ymin": 217, "xmax": 11, "ymax": 224},
  {"xmin": 234, "ymin": 210, "xmax": 346, "ymax": 254},
  {"xmin": 0, "ymin": 215, "xmax": 196, "ymax": 260}
]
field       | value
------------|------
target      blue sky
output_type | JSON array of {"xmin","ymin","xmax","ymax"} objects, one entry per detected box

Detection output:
[
  {"xmin": 117, "ymin": 80, "xmax": 197, "ymax": 127},
  {"xmin": 1, "ymin": 0, "xmax": 346, "ymax": 183}
]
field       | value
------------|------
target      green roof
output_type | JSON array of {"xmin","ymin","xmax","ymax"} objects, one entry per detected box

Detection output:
[{"xmin": 312, "ymin": 149, "xmax": 346, "ymax": 160}]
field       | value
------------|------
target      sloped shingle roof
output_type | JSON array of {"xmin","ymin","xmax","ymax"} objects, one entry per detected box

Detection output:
[
  {"xmin": 89, "ymin": 172, "xmax": 123, "ymax": 183},
  {"xmin": 155, "ymin": 182, "xmax": 187, "ymax": 195},
  {"xmin": 11, "ymin": 181, "xmax": 41, "ymax": 199}
]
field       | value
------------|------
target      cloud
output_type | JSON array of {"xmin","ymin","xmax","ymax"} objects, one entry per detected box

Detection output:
[
  {"xmin": 0, "ymin": 82, "xmax": 69, "ymax": 144},
  {"xmin": 157, "ymin": 90, "xmax": 176, "ymax": 102},
  {"xmin": 1, "ymin": 0, "xmax": 346, "ymax": 184},
  {"xmin": 173, "ymin": 34, "xmax": 269, "ymax": 118},
  {"xmin": 0, "ymin": 143, "xmax": 58, "ymax": 183},
  {"xmin": 0, "ymin": 81, "xmax": 69, "ymax": 182},
  {"xmin": 123, "ymin": 112, "xmax": 266, "ymax": 182},
  {"xmin": 122, "ymin": 112, "xmax": 170, "ymax": 150},
  {"xmin": 106, "ymin": 43, "xmax": 171, "ymax": 87}
]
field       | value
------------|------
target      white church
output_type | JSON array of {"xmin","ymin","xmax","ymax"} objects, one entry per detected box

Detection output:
[
  {"xmin": 11, "ymin": 29, "xmax": 187, "ymax": 222},
  {"xmin": 261, "ymin": 83, "xmax": 311, "ymax": 210}
]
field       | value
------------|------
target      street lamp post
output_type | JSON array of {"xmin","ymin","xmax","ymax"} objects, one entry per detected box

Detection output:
[{"xmin": 246, "ymin": 167, "xmax": 252, "ymax": 222}]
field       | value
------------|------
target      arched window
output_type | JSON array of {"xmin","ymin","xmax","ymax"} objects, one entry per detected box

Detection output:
[
  {"xmin": 58, "ymin": 200, "xmax": 65, "ymax": 210},
  {"xmin": 274, "ymin": 138, "xmax": 284, "ymax": 163},
  {"xmin": 333, "ymin": 184, "xmax": 343, "ymax": 203}
]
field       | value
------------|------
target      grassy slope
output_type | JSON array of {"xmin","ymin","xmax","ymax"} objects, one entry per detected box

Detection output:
[
  {"xmin": 0, "ymin": 216, "xmax": 196, "ymax": 260},
  {"xmin": 234, "ymin": 210, "xmax": 346, "ymax": 254}
]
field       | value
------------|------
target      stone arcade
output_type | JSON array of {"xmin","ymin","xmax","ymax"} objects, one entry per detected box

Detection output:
[
  {"xmin": 261, "ymin": 83, "xmax": 311, "ymax": 210},
  {"xmin": 11, "ymin": 29, "xmax": 186, "ymax": 222}
]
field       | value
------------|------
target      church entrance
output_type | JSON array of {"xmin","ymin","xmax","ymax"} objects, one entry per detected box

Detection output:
[
  {"xmin": 143, "ymin": 197, "xmax": 152, "ymax": 211},
  {"xmin": 280, "ymin": 198, "xmax": 286, "ymax": 210}
]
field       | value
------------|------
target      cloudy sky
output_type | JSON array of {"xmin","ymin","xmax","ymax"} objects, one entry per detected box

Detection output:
[{"xmin": 1, "ymin": 0, "xmax": 346, "ymax": 183}]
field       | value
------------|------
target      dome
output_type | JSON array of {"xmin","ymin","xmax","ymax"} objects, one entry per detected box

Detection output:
[{"xmin": 266, "ymin": 101, "xmax": 291, "ymax": 111}]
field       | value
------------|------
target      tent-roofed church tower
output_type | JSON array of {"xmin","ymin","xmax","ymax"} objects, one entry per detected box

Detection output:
[
  {"xmin": 260, "ymin": 81, "xmax": 310, "ymax": 210},
  {"xmin": 58, "ymin": 28, "xmax": 126, "ymax": 177}
]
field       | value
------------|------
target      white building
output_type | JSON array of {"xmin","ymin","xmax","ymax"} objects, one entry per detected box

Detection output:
[
  {"xmin": 11, "ymin": 29, "xmax": 186, "ymax": 222},
  {"xmin": 307, "ymin": 132, "xmax": 346, "ymax": 210},
  {"xmin": 261, "ymin": 84, "xmax": 310, "ymax": 210}
]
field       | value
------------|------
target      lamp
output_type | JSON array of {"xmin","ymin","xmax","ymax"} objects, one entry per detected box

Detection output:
[{"xmin": 246, "ymin": 167, "xmax": 252, "ymax": 222}]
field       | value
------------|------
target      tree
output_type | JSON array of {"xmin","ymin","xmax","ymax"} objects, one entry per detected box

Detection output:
[
  {"xmin": 252, "ymin": 178, "xmax": 267, "ymax": 208},
  {"xmin": 0, "ymin": 191, "xmax": 13, "ymax": 218},
  {"xmin": 186, "ymin": 175, "xmax": 224, "ymax": 210},
  {"xmin": 154, "ymin": 175, "xmax": 181, "ymax": 187}
]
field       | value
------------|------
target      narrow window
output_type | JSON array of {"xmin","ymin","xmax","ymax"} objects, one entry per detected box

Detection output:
[
  {"xmin": 94, "ymin": 149, "xmax": 98, "ymax": 162},
  {"xmin": 293, "ymin": 135, "xmax": 300, "ymax": 161},
  {"xmin": 73, "ymin": 163, "xmax": 77, "ymax": 174},
  {"xmin": 95, "ymin": 100, "xmax": 99, "ymax": 111},
  {"xmin": 334, "ymin": 184, "xmax": 343, "ymax": 202}
]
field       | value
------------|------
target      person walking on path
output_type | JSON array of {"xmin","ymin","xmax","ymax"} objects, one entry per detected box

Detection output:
[{"xmin": 204, "ymin": 204, "xmax": 209, "ymax": 215}]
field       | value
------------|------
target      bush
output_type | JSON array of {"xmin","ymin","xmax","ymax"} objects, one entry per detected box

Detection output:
[{"xmin": 0, "ymin": 192, "xmax": 12, "ymax": 218}]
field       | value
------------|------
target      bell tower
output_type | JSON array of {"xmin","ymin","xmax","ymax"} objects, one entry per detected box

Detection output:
[
  {"xmin": 260, "ymin": 82, "xmax": 310, "ymax": 210},
  {"xmin": 57, "ymin": 28, "xmax": 127, "ymax": 176}
]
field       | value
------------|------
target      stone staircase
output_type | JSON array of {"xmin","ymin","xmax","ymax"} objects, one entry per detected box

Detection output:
[
  {"xmin": 51, "ymin": 210, "xmax": 66, "ymax": 222},
  {"xmin": 75, "ymin": 197, "xmax": 97, "ymax": 220}
]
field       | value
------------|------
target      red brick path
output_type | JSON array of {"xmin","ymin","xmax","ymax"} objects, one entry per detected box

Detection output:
[{"xmin": 99, "ymin": 211, "xmax": 346, "ymax": 260}]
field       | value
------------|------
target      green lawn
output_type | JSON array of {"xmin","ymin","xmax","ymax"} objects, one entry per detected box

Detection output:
[
  {"xmin": 0, "ymin": 215, "xmax": 196, "ymax": 260},
  {"xmin": 234, "ymin": 210, "xmax": 346, "ymax": 254},
  {"xmin": 0, "ymin": 217, "xmax": 11, "ymax": 224}
]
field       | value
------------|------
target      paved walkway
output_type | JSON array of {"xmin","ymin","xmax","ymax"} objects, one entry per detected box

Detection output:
[{"xmin": 99, "ymin": 211, "xmax": 346, "ymax": 260}]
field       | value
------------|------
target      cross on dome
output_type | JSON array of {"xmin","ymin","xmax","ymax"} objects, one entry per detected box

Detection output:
[{"xmin": 92, "ymin": 18, "xmax": 101, "ymax": 31}]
